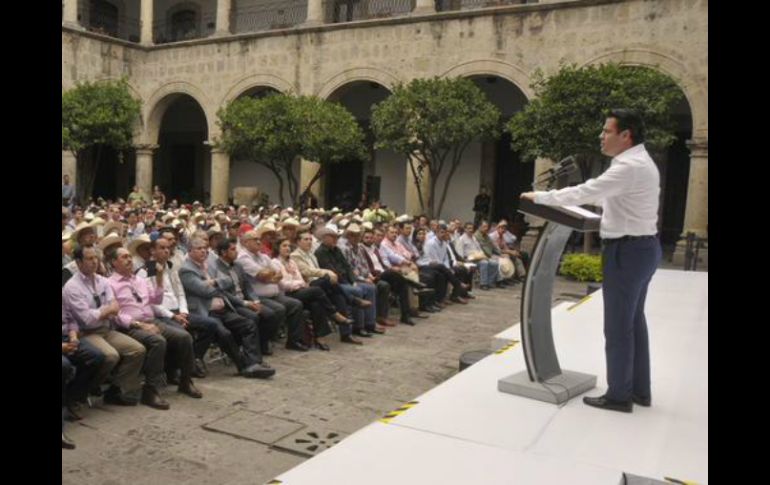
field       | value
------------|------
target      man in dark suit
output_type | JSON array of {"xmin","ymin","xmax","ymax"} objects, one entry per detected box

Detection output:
[
  {"xmin": 210, "ymin": 238, "xmax": 281, "ymax": 357},
  {"xmin": 179, "ymin": 237, "xmax": 275, "ymax": 379}
]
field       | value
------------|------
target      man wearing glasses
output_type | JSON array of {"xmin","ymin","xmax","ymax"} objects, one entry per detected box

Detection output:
[
  {"xmin": 107, "ymin": 247, "xmax": 202, "ymax": 410},
  {"xmin": 62, "ymin": 246, "xmax": 146, "ymax": 407}
]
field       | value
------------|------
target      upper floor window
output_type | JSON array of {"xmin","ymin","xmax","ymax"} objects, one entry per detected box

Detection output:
[
  {"xmin": 89, "ymin": 0, "xmax": 119, "ymax": 37},
  {"xmin": 171, "ymin": 9, "xmax": 198, "ymax": 41}
]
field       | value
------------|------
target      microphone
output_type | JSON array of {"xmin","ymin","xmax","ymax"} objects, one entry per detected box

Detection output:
[
  {"xmin": 536, "ymin": 156, "xmax": 576, "ymax": 182},
  {"xmin": 537, "ymin": 156, "xmax": 577, "ymax": 188}
]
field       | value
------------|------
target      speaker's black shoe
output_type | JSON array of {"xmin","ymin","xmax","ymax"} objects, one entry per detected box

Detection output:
[
  {"xmin": 582, "ymin": 395, "xmax": 632, "ymax": 413},
  {"xmin": 632, "ymin": 394, "xmax": 651, "ymax": 407}
]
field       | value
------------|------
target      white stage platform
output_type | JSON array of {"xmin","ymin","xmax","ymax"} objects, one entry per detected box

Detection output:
[{"xmin": 269, "ymin": 269, "xmax": 708, "ymax": 485}]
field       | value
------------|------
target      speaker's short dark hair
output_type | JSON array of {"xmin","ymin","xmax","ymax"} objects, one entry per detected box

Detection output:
[{"xmin": 608, "ymin": 108, "xmax": 646, "ymax": 145}]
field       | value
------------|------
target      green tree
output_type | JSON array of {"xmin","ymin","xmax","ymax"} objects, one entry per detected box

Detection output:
[
  {"xmin": 371, "ymin": 77, "xmax": 500, "ymax": 218},
  {"xmin": 217, "ymin": 94, "xmax": 366, "ymax": 206},
  {"xmin": 506, "ymin": 63, "xmax": 686, "ymax": 182},
  {"xmin": 62, "ymin": 78, "xmax": 142, "ymax": 205}
]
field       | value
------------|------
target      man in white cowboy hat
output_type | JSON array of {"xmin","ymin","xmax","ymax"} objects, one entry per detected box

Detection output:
[
  {"xmin": 315, "ymin": 226, "xmax": 377, "ymax": 339},
  {"xmin": 256, "ymin": 221, "xmax": 278, "ymax": 256},
  {"xmin": 106, "ymin": 247, "xmax": 201, "ymax": 408},
  {"xmin": 489, "ymin": 220, "xmax": 527, "ymax": 281},
  {"xmin": 72, "ymin": 221, "xmax": 98, "ymax": 250},
  {"xmin": 279, "ymin": 217, "xmax": 300, "ymax": 244},
  {"xmin": 97, "ymin": 233, "xmax": 124, "ymax": 276},
  {"xmin": 338, "ymin": 224, "xmax": 392, "ymax": 331},
  {"xmin": 128, "ymin": 234, "xmax": 153, "ymax": 273},
  {"xmin": 236, "ymin": 230, "xmax": 308, "ymax": 351}
]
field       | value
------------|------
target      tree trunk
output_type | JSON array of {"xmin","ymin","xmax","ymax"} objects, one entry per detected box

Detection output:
[
  {"xmin": 265, "ymin": 163, "xmax": 285, "ymax": 206},
  {"xmin": 77, "ymin": 145, "xmax": 101, "ymax": 206},
  {"xmin": 286, "ymin": 163, "xmax": 300, "ymax": 208},
  {"xmin": 408, "ymin": 156, "xmax": 426, "ymax": 215}
]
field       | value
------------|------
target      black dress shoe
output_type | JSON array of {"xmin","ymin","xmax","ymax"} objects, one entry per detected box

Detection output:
[
  {"xmin": 166, "ymin": 373, "xmax": 180, "ymax": 386},
  {"xmin": 286, "ymin": 341, "xmax": 310, "ymax": 351},
  {"xmin": 141, "ymin": 387, "xmax": 170, "ymax": 410},
  {"xmin": 480, "ymin": 285, "xmax": 491, "ymax": 290},
  {"xmin": 369, "ymin": 328, "xmax": 386, "ymax": 335},
  {"xmin": 262, "ymin": 347, "xmax": 274, "ymax": 356},
  {"xmin": 400, "ymin": 318, "xmax": 416, "ymax": 326},
  {"xmin": 178, "ymin": 380, "xmax": 203, "ymax": 399},
  {"xmin": 353, "ymin": 329, "xmax": 373, "ymax": 338},
  {"xmin": 103, "ymin": 389, "xmax": 138, "ymax": 406},
  {"xmin": 314, "ymin": 341, "xmax": 331, "ymax": 351},
  {"xmin": 192, "ymin": 358, "xmax": 207, "ymax": 378},
  {"xmin": 240, "ymin": 363, "xmax": 276, "ymax": 379},
  {"xmin": 65, "ymin": 404, "xmax": 83, "ymax": 421},
  {"xmin": 62, "ymin": 433, "xmax": 76, "ymax": 450},
  {"xmin": 583, "ymin": 395, "xmax": 632, "ymax": 413},
  {"xmin": 632, "ymin": 394, "xmax": 651, "ymax": 407},
  {"xmin": 340, "ymin": 335, "xmax": 363, "ymax": 345}
]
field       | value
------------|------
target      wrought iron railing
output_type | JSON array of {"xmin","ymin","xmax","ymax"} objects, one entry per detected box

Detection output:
[
  {"xmin": 234, "ymin": 2, "xmax": 308, "ymax": 33},
  {"xmin": 435, "ymin": 0, "xmax": 531, "ymax": 12},
  {"xmin": 83, "ymin": 13, "xmax": 141, "ymax": 43},
  {"xmin": 683, "ymin": 232, "xmax": 707, "ymax": 271},
  {"xmin": 329, "ymin": 0, "xmax": 415, "ymax": 23}
]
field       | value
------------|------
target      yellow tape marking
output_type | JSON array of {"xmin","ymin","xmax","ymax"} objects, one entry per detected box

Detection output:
[
  {"xmin": 494, "ymin": 340, "xmax": 520, "ymax": 355},
  {"xmin": 664, "ymin": 477, "xmax": 698, "ymax": 485},
  {"xmin": 567, "ymin": 295, "xmax": 593, "ymax": 312},
  {"xmin": 379, "ymin": 401, "xmax": 419, "ymax": 424}
]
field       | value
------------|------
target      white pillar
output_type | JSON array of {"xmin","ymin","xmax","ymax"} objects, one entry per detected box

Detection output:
[
  {"xmin": 413, "ymin": 0, "xmax": 436, "ymax": 15},
  {"xmin": 62, "ymin": 150, "xmax": 77, "ymax": 182},
  {"xmin": 210, "ymin": 148, "xmax": 231, "ymax": 205},
  {"xmin": 62, "ymin": 0, "xmax": 81, "ymax": 28},
  {"xmin": 140, "ymin": 0, "xmax": 154, "ymax": 46},
  {"xmin": 215, "ymin": 0, "xmax": 232, "ymax": 36},
  {"xmin": 305, "ymin": 0, "xmax": 325, "ymax": 26},
  {"xmin": 672, "ymin": 138, "xmax": 708, "ymax": 266},
  {"xmin": 135, "ymin": 145, "xmax": 157, "ymax": 198}
]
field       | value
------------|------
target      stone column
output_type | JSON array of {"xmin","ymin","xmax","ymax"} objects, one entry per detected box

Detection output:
[
  {"xmin": 135, "ymin": 145, "xmax": 157, "ymax": 198},
  {"xmin": 62, "ymin": 0, "xmax": 81, "ymax": 29},
  {"xmin": 413, "ymin": 0, "xmax": 437, "ymax": 15},
  {"xmin": 305, "ymin": 0, "xmax": 325, "ymax": 26},
  {"xmin": 62, "ymin": 150, "xmax": 77, "ymax": 182},
  {"xmin": 210, "ymin": 147, "xmax": 231, "ymax": 205},
  {"xmin": 300, "ymin": 159, "xmax": 324, "ymax": 206},
  {"xmin": 405, "ymin": 156, "xmax": 430, "ymax": 216},
  {"xmin": 215, "ymin": 0, "xmax": 232, "ymax": 36},
  {"xmin": 672, "ymin": 138, "xmax": 708, "ymax": 266},
  {"xmin": 140, "ymin": 0, "xmax": 154, "ymax": 46}
]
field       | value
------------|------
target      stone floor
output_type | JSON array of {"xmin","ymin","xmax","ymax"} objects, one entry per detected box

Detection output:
[{"xmin": 62, "ymin": 276, "xmax": 594, "ymax": 485}]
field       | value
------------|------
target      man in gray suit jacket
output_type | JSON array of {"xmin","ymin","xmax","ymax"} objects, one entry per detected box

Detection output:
[{"xmin": 179, "ymin": 237, "xmax": 275, "ymax": 379}]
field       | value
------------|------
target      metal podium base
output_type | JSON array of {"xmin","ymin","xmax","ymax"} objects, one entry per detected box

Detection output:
[{"xmin": 498, "ymin": 370, "xmax": 597, "ymax": 404}]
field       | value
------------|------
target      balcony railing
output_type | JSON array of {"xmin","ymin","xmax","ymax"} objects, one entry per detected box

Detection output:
[
  {"xmin": 153, "ymin": 13, "xmax": 217, "ymax": 44},
  {"xmin": 435, "ymin": 0, "xmax": 531, "ymax": 12},
  {"xmin": 329, "ymin": 0, "xmax": 415, "ymax": 23},
  {"xmin": 234, "ymin": 2, "xmax": 308, "ymax": 34}
]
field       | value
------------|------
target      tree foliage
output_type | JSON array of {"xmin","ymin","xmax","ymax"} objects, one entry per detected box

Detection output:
[
  {"xmin": 217, "ymin": 94, "xmax": 366, "ymax": 206},
  {"xmin": 62, "ymin": 78, "xmax": 141, "ymax": 204},
  {"xmin": 506, "ymin": 64, "xmax": 686, "ymax": 181},
  {"xmin": 371, "ymin": 77, "xmax": 500, "ymax": 218}
]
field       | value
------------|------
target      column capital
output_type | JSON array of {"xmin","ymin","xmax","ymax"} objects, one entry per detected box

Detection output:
[
  {"xmin": 134, "ymin": 144, "xmax": 159, "ymax": 155},
  {"xmin": 686, "ymin": 138, "xmax": 708, "ymax": 157}
]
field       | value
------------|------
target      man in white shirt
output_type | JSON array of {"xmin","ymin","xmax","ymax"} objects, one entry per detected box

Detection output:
[{"xmin": 521, "ymin": 109, "xmax": 661, "ymax": 413}]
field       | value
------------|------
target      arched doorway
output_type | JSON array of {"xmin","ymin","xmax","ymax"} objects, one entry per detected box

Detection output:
[
  {"xmin": 468, "ymin": 75, "xmax": 530, "ymax": 224},
  {"xmin": 153, "ymin": 94, "xmax": 209, "ymax": 204},
  {"xmin": 325, "ymin": 81, "xmax": 393, "ymax": 212}
]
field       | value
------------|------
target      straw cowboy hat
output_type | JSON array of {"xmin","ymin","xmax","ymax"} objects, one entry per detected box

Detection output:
[
  {"xmin": 71, "ymin": 221, "xmax": 96, "ymax": 241},
  {"xmin": 345, "ymin": 223, "xmax": 362, "ymax": 235},
  {"xmin": 102, "ymin": 221, "xmax": 124, "ymax": 237},
  {"xmin": 316, "ymin": 226, "xmax": 340, "ymax": 239},
  {"xmin": 98, "ymin": 233, "xmax": 124, "ymax": 252},
  {"xmin": 361, "ymin": 221, "xmax": 374, "ymax": 231},
  {"xmin": 255, "ymin": 221, "xmax": 278, "ymax": 237},
  {"xmin": 128, "ymin": 234, "xmax": 152, "ymax": 257},
  {"xmin": 281, "ymin": 217, "xmax": 300, "ymax": 228}
]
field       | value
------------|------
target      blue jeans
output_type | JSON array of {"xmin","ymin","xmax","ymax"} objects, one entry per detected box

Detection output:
[
  {"xmin": 478, "ymin": 259, "xmax": 500, "ymax": 286},
  {"xmin": 601, "ymin": 237, "xmax": 661, "ymax": 402},
  {"xmin": 340, "ymin": 282, "xmax": 377, "ymax": 331}
]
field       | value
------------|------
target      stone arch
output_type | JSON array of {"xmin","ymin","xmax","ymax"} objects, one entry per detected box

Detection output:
[
  {"xmin": 220, "ymin": 73, "xmax": 297, "ymax": 106},
  {"xmin": 141, "ymin": 81, "xmax": 214, "ymax": 144},
  {"xmin": 315, "ymin": 67, "xmax": 401, "ymax": 100},
  {"xmin": 581, "ymin": 47, "xmax": 707, "ymax": 139},
  {"xmin": 440, "ymin": 59, "xmax": 535, "ymax": 101}
]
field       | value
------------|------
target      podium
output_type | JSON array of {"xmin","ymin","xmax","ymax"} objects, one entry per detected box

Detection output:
[{"xmin": 498, "ymin": 198, "xmax": 600, "ymax": 404}]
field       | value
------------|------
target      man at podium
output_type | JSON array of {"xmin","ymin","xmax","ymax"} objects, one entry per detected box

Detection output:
[{"xmin": 520, "ymin": 109, "xmax": 662, "ymax": 413}]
